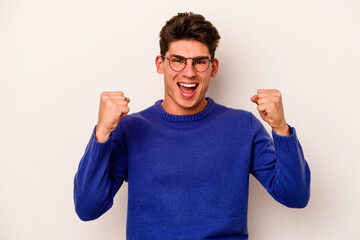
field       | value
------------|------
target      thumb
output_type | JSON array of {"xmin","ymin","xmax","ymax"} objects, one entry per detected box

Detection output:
[{"xmin": 251, "ymin": 94, "xmax": 259, "ymax": 104}]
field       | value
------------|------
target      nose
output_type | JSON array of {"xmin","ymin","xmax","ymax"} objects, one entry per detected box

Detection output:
[{"xmin": 182, "ymin": 59, "xmax": 197, "ymax": 78}]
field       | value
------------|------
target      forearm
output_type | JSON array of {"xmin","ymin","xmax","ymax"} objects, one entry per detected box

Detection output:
[
  {"xmin": 270, "ymin": 128, "xmax": 311, "ymax": 208},
  {"xmin": 73, "ymin": 127, "xmax": 122, "ymax": 221},
  {"xmin": 251, "ymin": 113, "xmax": 311, "ymax": 208}
]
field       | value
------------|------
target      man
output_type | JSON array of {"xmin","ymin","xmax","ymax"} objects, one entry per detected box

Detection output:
[{"xmin": 74, "ymin": 12, "xmax": 311, "ymax": 240}]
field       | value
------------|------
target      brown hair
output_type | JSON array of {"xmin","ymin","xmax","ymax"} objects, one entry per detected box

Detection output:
[{"xmin": 159, "ymin": 12, "xmax": 221, "ymax": 59}]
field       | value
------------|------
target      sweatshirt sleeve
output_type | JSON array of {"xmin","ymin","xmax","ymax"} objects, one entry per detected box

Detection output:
[
  {"xmin": 73, "ymin": 124, "xmax": 128, "ymax": 221},
  {"xmin": 250, "ymin": 114, "xmax": 311, "ymax": 208}
]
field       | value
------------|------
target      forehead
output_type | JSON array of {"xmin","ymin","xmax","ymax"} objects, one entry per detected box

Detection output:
[{"xmin": 167, "ymin": 40, "xmax": 210, "ymax": 57}]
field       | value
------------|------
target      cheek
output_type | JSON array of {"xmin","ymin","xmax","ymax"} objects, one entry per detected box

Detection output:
[
  {"xmin": 164, "ymin": 72, "xmax": 178, "ymax": 90},
  {"xmin": 201, "ymin": 75, "xmax": 211, "ymax": 88},
  {"xmin": 202, "ymin": 82, "xmax": 210, "ymax": 93},
  {"xmin": 197, "ymin": 78, "xmax": 210, "ymax": 95},
  {"xmin": 164, "ymin": 67, "xmax": 176, "ymax": 79}
]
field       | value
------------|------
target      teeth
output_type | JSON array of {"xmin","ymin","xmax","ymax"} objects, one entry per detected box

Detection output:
[{"xmin": 179, "ymin": 83, "xmax": 197, "ymax": 88}]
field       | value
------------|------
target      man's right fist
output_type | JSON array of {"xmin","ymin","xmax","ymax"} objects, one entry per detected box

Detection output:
[{"xmin": 95, "ymin": 91, "xmax": 130, "ymax": 142}]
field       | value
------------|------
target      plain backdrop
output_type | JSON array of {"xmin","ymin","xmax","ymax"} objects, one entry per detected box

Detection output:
[{"xmin": 1, "ymin": 0, "xmax": 359, "ymax": 239}]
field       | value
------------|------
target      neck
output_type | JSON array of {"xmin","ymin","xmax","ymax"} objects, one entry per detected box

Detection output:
[{"xmin": 161, "ymin": 98, "xmax": 208, "ymax": 115}]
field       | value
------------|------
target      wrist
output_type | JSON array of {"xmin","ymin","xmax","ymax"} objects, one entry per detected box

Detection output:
[
  {"xmin": 272, "ymin": 123, "xmax": 291, "ymax": 136},
  {"xmin": 95, "ymin": 125, "xmax": 112, "ymax": 143}
]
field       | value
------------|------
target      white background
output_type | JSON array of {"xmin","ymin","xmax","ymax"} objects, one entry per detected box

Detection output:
[{"xmin": 1, "ymin": 0, "xmax": 359, "ymax": 239}]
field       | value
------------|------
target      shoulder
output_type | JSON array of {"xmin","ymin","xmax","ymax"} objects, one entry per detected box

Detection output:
[
  {"xmin": 212, "ymin": 100, "xmax": 254, "ymax": 125},
  {"xmin": 205, "ymin": 99, "xmax": 260, "ymax": 140},
  {"xmin": 115, "ymin": 101, "xmax": 159, "ymax": 130}
]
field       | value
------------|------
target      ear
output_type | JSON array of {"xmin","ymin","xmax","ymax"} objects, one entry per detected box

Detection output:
[
  {"xmin": 210, "ymin": 58, "xmax": 219, "ymax": 77},
  {"xmin": 155, "ymin": 55, "xmax": 164, "ymax": 74}
]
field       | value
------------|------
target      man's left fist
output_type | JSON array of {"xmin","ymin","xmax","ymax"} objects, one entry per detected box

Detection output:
[{"xmin": 251, "ymin": 89, "xmax": 291, "ymax": 136}]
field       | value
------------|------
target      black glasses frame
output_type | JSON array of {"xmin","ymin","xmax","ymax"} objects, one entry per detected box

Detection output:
[{"xmin": 161, "ymin": 55, "xmax": 214, "ymax": 73}]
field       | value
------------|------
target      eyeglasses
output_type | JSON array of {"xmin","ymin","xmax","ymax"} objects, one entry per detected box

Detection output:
[{"xmin": 161, "ymin": 54, "xmax": 214, "ymax": 73}]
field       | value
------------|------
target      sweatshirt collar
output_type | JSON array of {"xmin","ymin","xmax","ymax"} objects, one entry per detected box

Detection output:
[{"xmin": 154, "ymin": 97, "xmax": 215, "ymax": 123}]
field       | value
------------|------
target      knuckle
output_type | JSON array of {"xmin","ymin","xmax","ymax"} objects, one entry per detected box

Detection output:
[
  {"xmin": 120, "ymin": 106, "xmax": 130, "ymax": 116},
  {"xmin": 110, "ymin": 103, "xmax": 118, "ymax": 111},
  {"xmin": 100, "ymin": 92, "xmax": 110, "ymax": 100}
]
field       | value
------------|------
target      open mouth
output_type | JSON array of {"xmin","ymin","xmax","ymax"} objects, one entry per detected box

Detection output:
[{"xmin": 177, "ymin": 82, "xmax": 198, "ymax": 94}]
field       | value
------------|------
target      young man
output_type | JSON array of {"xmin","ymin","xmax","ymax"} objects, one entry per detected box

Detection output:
[{"xmin": 74, "ymin": 12, "xmax": 311, "ymax": 240}]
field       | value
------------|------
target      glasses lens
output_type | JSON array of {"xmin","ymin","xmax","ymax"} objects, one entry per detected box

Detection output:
[
  {"xmin": 194, "ymin": 58, "xmax": 210, "ymax": 72},
  {"xmin": 169, "ymin": 56, "xmax": 186, "ymax": 71}
]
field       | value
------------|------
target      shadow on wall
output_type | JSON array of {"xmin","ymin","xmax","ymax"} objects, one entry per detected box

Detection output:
[
  {"xmin": 207, "ymin": 51, "xmax": 250, "ymax": 109},
  {"xmin": 207, "ymin": 53, "xmax": 232, "ymax": 103}
]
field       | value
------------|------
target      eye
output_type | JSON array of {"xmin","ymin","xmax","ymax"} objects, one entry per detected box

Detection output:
[
  {"xmin": 171, "ymin": 57, "xmax": 185, "ymax": 63},
  {"xmin": 194, "ymin": 58, "xmax": 208, "ymax": 65}
]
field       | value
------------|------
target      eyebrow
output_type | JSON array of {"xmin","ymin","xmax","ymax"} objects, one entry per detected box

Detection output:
[{"xmin": 170, "ymin": 54, "xmax": 210, "ymax": 59}]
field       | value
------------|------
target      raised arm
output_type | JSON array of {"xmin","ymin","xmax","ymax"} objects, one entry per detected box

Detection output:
[
  {"xmin": 73, "ymin": 92, "xmax": 130, "ymax": 221},
  {"xmin": 250, "ymin": 89, "xmax": 311, "ymax": 208}
]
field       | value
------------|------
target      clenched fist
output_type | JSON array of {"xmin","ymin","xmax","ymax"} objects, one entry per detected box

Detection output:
[
  {"xmin": 95, "ymin": 91, "xmax": 130, "ymax": 142},
  {"xmin": 251, "ymin": 89, "xmax": 290, "ymax": 136}
]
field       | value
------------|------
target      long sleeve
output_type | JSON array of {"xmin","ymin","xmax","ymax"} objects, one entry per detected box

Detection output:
[
  {"xmin": 73, "ymin": 124, "xmax": 128, "ymax": 221},
  {"xmin": 250, "ymin": 114, "xmax": 311, "ymax": 208},
  {"xmin": 72, "ymin": 99, "xmax": 310, "ymax": 239}
]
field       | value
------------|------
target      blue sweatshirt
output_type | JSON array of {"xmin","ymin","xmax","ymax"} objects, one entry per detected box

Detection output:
[{"xmin": 74, "ymin": 98, "xmax": 311, "ymax": 240}]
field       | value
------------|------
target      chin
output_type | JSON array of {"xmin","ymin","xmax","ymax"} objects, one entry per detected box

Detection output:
[{"xmin": 178, "ymin": 97, "xmax": 204, "ymax": 110}]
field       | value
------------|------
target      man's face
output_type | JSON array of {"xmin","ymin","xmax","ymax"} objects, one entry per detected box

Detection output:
[{"xmin": 156, "ymin": 39, "xmax": 219, "ymax": 115}]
